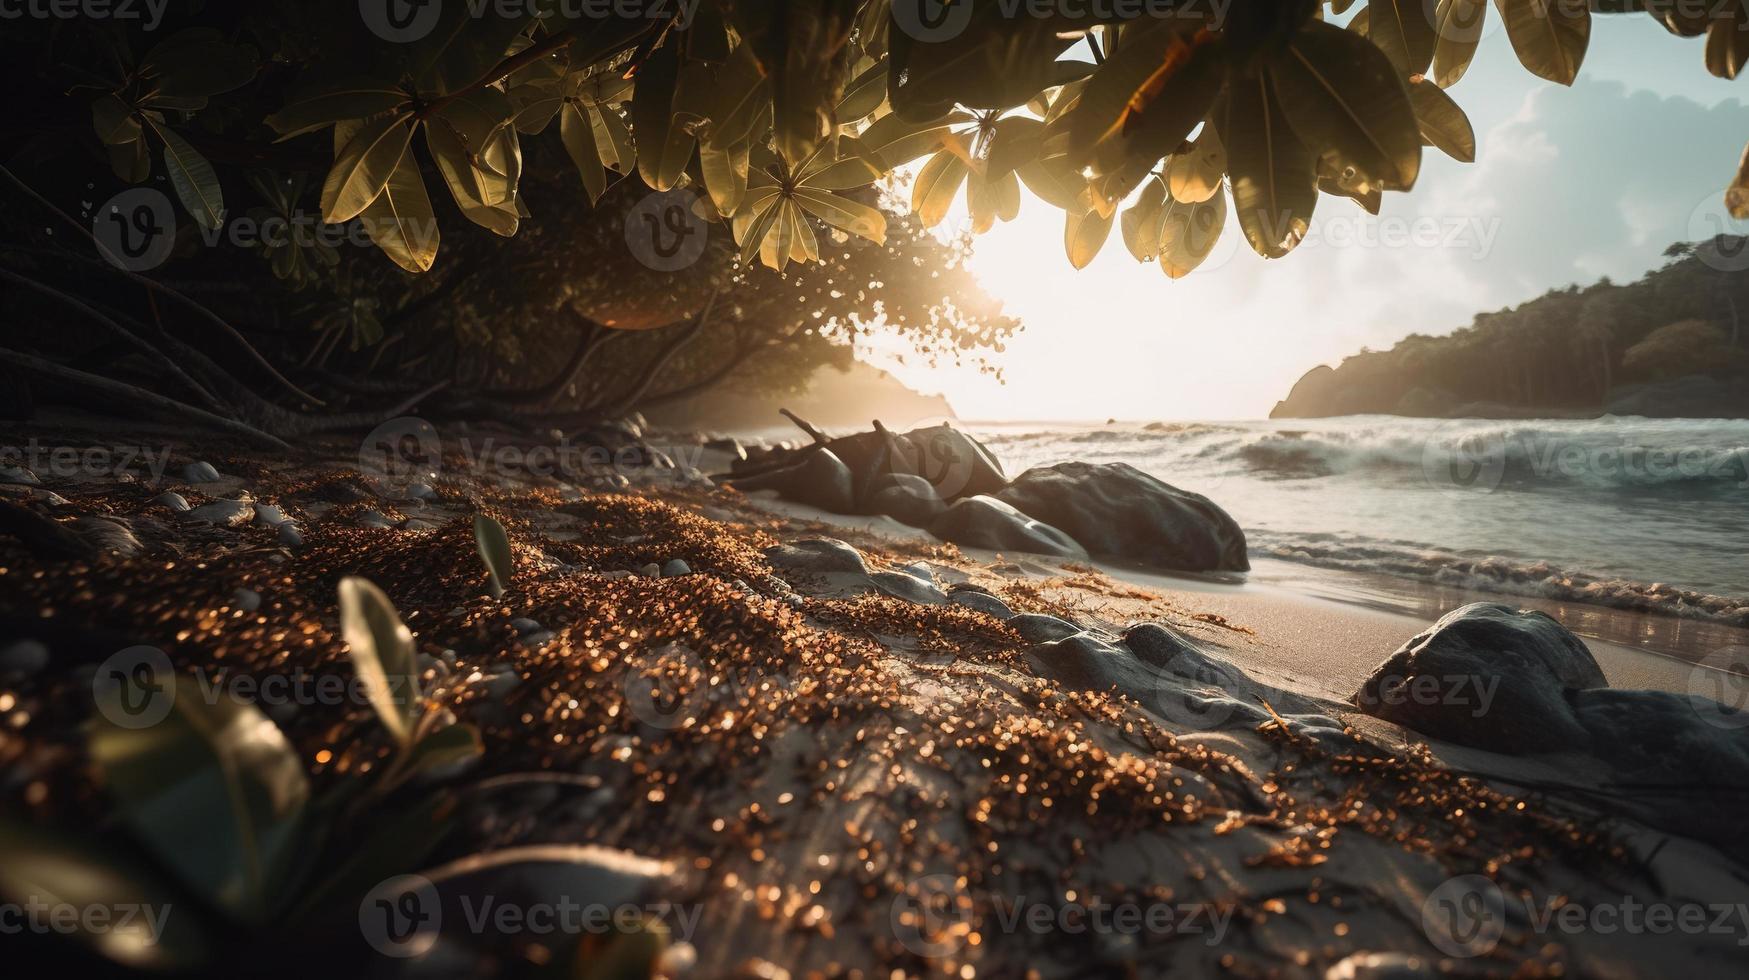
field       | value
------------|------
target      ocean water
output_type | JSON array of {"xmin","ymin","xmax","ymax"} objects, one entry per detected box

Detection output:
[{"xmin": 967, "ymin": 416, "xmax": 1749, "ymax": 629}]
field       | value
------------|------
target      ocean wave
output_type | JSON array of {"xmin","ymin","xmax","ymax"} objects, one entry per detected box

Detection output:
[{"xmin": 1253, "ymin": 531, "xmax": 1749, "ymax": 627}]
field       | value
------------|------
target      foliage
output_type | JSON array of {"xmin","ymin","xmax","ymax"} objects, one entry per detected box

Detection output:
[{"xmin": 27, "ymin": 0, "xmax": 1746, "ymax": 284}]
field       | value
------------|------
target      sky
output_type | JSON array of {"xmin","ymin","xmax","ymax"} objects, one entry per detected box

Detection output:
[{"xmin": 863, "ymin": 16, "xmax": 1749, "ymax": 422}]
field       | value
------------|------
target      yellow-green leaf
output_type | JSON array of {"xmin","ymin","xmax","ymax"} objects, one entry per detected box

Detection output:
[
  {"xmin": 1431, "ymin": 0, "xmax": 1487, "ymax": 87},
  {"xmin": 473, "ymin": 514, "xmax": 514, "ymax": 598},
  {"xmin": 359, "ymin": 147, "xmax": 440, "ymax": 273},
  {"xmin": 701, "ymin": 141, "xmax": 751, "ymax": 217},
  {"xmin": 338, "ymin": 577, "xmax": 422, "ymax": 743},
  {"xmin": 792, "ymin": 186, "xmax": 887, "ymax": 245},
  {"xmin": 1494, "ymin": 0, "xmax": 1589, "ymax": 85},
  {"xmin": 1158, "ymin": 190, "xmax": 1226, "ymax": 278},
  {"xmin": 266, "ymin": 81, "xmax": 409, "ymax": 141},
  {"xmin": 1273, "ymin": 21, "xmax": 1422, "ymax": 191},
  {"xmin": 1225, "ymin": 77, "xmax": 1318, "ymax": 259},
  {"xmin": 1166, "ymin": 124, "xmax": 1225, "ymax": 204},
  {"xmin": 1409, "ymin": 76, "xmax": 1476, "ymax": 162},
  {"xmin": 561, "ymin": 101, "xmax": 609, "ymax": 204},
  {"xmin": 322, "ymin": 113, "xmax": 415, "ymax": 223},
  {"xmin": 913, "ymin": 144, "xmax": 970, "ymax": 228},
  {"xmin": 147, "ymin": 119, "xmax": 224, "ymax": 231},
  {"xmin": 1368, "ymin": 0, "xmax": 1438, "ymax": 75},
  {"xmin": 1121, "ymin": 176, "xmax": 1167, "ymax": 261},
  {"xmin": 92, "ymin": 94, "xmax": 141, "ymax": 145},
  {"xmin": 1064, "ymin": 207, "xmax": 1114, "ymax": 270}
]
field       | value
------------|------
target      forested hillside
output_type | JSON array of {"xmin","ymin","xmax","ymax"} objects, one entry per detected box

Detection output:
[{"xmin": 1272, "ymin": 237, "xmax": 1749, "ymax": 419}]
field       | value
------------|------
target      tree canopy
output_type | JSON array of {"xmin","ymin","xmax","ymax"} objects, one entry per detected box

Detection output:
[{"xmin": 20, "ymin": 0, "xmax": 1748, "ymax": 281}]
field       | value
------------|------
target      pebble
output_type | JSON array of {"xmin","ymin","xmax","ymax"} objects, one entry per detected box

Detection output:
[
  {"xmin": 74, "ymin": 516, "xmax": 144, "ymax": 557},
  {"xmin": 600, "ymin": 569, "xmax": 635, "ymax": 581},
  {"xmin": 36, "ymin": 492, "xmax": 69, "ymax": 507},
  {"xmin": 0, "ymin": 640, "xmax": 49, "ymax": 677},
  {"xmin": 439, "ymin": 649, "xmax": 458, "ymax": 668},
  {"xmin": 182, "ymin": 461, "xmax": 221, "ymax": 483},
  {"xmin": 509, "ymin": 618, "xmax": 544, "ymax": 635},
  {"xmin": 277, "ymin": 524, "xmax": 304, "ymax": 548},
  {"xmin": 188, "ymin": 499, "xmax": 255, "ymax": 527},
  {"xmin": 232, "ymin": 588, "xmax": 261, "ymax": 613},
  {"xmin": 521, "ymin": 630, "xmax": 555, "ymax": 648},
  {"xmin": 357, "ymin": 510, "xmax": 395, "ymax": 528},
  {"xmin": 660, "ymin": 559, "xmax": 692, "ymax": 578},
  {"xmin": 265, "ymin": 700, "xmax": 299, "ymax": 726},
  {"xmin": 401, "ymin": 519, "xmax": 440, "ymax": 532},
  {"xmin": 0, "ymin": 465, "xmax": 40, "ymax": 485},
  {"xmin": 254, "ymin": 503, "xmax": 291, "ymax": 527},
  {"xmin": 150, "ymin": 491, "xmax": 191, "ymax": 513},
  {"xmin": 480, "ymin": 670, "xmax": 521, "ymax": 699},
  {"xmin": 640, "ymin": 563, "xmax": 661, "ymax": 578},
  {"xmin": 407, "ymin": 483, "xmax": 437, "ymax": 501}
]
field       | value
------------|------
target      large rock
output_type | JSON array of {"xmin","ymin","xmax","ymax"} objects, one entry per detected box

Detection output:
[
  {"xmin": 993, "ymin": 461, "xmax": 1247, "ymax": 572},
  {"xmin": 867, "ymin": 473, "xmax": 947, "ymax": 527},
  {"xmin": 729, "ymin": 447, "xmax": 855, "ymax": 513},
  {"xmin": 901, "ymin": 423, "xmax": 1008, "ymax": 500},
  {"xmin": 929, "ymin": 495, "xmax": 1087, "ymax": 559},
  {"xmin": 1352, "ymin": 603, "xmax": 1607, "ymax": 754}
]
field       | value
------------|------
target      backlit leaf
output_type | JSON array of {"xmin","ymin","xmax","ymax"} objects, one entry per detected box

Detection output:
[
  {"xmin": 322, "ymin": 113, "xmax": 415, "ymax": 223},
  {"xmin": 1494, "ymin": 0, "xmax": 1590, "ymax": 85},
  {"xmin": 339, "ymin": 576, "xmax": 422, "ymax": 744}
]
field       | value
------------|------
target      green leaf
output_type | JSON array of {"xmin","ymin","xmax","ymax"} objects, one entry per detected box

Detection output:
[
  {"xmin": 561, "ymin": 101, "xmax": 609, "ymax": 204},
  {"xmin": 139, "ymin": 28, "xmax": 258, "ymax": 101},
  {"xmin": 912, "ymin": 144, "xmax": 970, "ymax": 228},
  {"xmin": 856, "ymin": 110, "xmax": 961, "ymax": 170},
  {"xmin": 1494, "ymin": 0, "xmax": 1590, "ymax": 85},
  {"xmin": 1368, "ymin": 0, "xmax": 1439, "ymax": 75},
  {"xmin": 704, "ymin": 44, "xmax": 772, "ymax": 150},
  {"xmin": 631, "ymin": 39, "xmax": 702, "ymax": 192},
  {"xmin": 702, "ymin": 141, "xmax": 751, "ymax": 217},
  {"xmin": 728, "ymin": 0, "xmax": 859, "ymax": 164},
  {"xmin": 409, "ymin": 722, "xmax": 484, "ymax": 775},
  {"xmin": 1064, "ymin": 206, "xmax": 1113, "ymax": 269},
  {"xmin": 1166, "ymin": 123, "xmax": 1224, "ymax": 204},
  {"xmin": 1157, "ymin": 189, "xmax": 1227, "ymax": 279},
  {"xmin": 1072, "ymin": 20, "xmax": 1220, "ymax": 187},
  {"xmin": 147, "ymin": 119, "xmax": 225, "ymax": 231},
  {"xmin": 338, "ymin": 576, "xmax": 422, "ymax": 744},
  {"xmin": 793, "ymin": 186, "xmax": 887, "ymax": 245},
  {"xmin": 1409, "ymin": 76, "xmax": 1476, "ymax": 162},
  {"xmin": 836, "ymin": 57, "xmax": 889, "ymax": 124},
  {"xmin": 0, "ymin": 820, "xmax": 211, "ymax": 970},
  {"xmin": 1122, "ymin": 176, "xmax": 1167, "ymax": 261},
  {"xmin": 322, "ymin": 114, "xmax": 416, "ymax": 223},
  {"xmin": 91, "ymin": 94, "xmax": 141, "ymax": 145},
  {"xmin": 1431, "ymin": 0, "xmax": 1487, "ymax": 87},
  {"xmin": 1272, "ymin": 21, "xmax": 1422, "ymax": 191},
  {"xmin": 966, "ymin": 168, "xmax": 1020, "ymax": 234},
  {"xmin": 473, "ymin": 515, "xmax": 514, "ymax": 598},
  {"xmin": 1225, "ymin": 77, "xmax": 1318, "ymax": 259},
  {"xmin": 266, "ymin": 81, "xmax": 410, "ymax": 141},
  {"xmin": 426, "ymin": 88, "xmax": 518, "ymax": 210},
  {"xmin": 89, "ymin": 676, "xmax": 309, "ymax": 924},
  {"xmin": 109, "ymin": 138, "xmax": 151, "ymax": 183},
  {"xmin": 359, "ymin": 147, "xmax": 441, "ymax": 273},
  {"xmin": 1018, "ymin": 152, "xmax": 1090, "ymax": 212}
]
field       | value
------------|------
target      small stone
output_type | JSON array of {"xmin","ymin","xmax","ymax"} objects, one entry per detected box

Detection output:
[
  {"xmin": 265, "ymin": 700, "xmax": 299, "ymax": 726},
  {"xmin": 509, "ymin": 617, "xmax": 544, "ymax": 635},
  {"xmin": 401, "ymin": 519, "xmax": 440, "ymax": 532},
  {"xmin": 182, "ymin": 461, "xmax": 221, "ymax": 483},
  {"xmin": 188, "ymin": 499, "xmax": 255, "ymax": 527},
  {"xmin": 36, "ymin": 491, "xmax": 69, "ymax": 507},
  {"xmin": 277, "ymin": 524, "xmax": 304, "ymax": 548},
  {"xmin": 232, "ymin": 588, "xmax": 261, "ymax": 613},
  {"xmin": 480, "ymin": 670, "xmax": 521, "ymax": 698},
  {"xmin": 254, "ymin": 503, "xmax": 291, "ymax": 527},
  {"xmin": 151, "ymin": 491, "xmax": 191, "ymax": 513},
  {"xmin": 640, "ymin": 563, "xmax": 661, "ymax": 578},
  {"xmin": 439, "ymin": 649, "xmax": 458, "ymax": 668},
  {"xmin": 73, "ymin": 516, "xmax": 144, "ymax": 557},
  {"xmin": 356, "ymin": 510, "xmax": 395, "ymax": 528},
  {"xmin": 521, "ymin": 630, "xmax": 555, "ymax": 648},
  {"xmin": 0, "ymin": 640, "xmax": 49, "ymax": 677},
  {"xmin": 661, "ymin": 559, "xmax": 692, "ymax": 577},
  {"xmin": 407, "ymin": 483, "xmax": 437, "ymax": 500},
  {"xmin": 600, "ymin": 569, "xmax": 635, "ymax": 581},
  {"xmin": 0, "ymin": 465, "xmax": 40, "ymax": 486}
]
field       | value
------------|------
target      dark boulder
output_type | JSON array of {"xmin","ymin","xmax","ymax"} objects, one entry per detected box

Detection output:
[
  {"xmin": 1352, "ymin": 603, "xmax": 1607, "ymax": 754},
  {"xmin": 929, "ymin": 495, "xmax": 1087, "ymax": 559},
  {"xmin": 867, "ymin": 473, "xmax": 947, "ymax": 527},
  {"xmin": 902, "ymin": 423, "xmax": 1008, "ymax": 500},
  {"xmin": 993, "ymin": 461, "xmax": 1248, "ymax": 572},
  {"xmin": 728, "ymin": 448, "xmax": 855, "ymax": 513}
]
